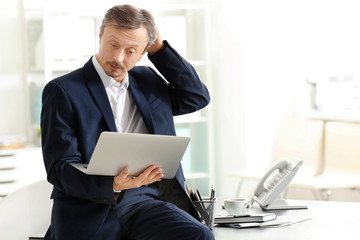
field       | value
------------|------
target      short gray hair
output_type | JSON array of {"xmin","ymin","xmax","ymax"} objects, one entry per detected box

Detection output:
[{"xmin": 101, "ymin": 4, "xmax": 157, "ymax": 50}]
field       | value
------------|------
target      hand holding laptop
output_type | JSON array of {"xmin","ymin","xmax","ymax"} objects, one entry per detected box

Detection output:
[
  {"xmin": 113, "ymin": 165, "xmax": 164, "ymax": 191},
  {"xmin": 70, "ymin": 132, "xmax": 190, "ymax": 179}
]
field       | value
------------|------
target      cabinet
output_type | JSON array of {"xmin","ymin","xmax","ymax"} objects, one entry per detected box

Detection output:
[
  {"xmin": 0, "ymin": 147, "xmax": 45, "ymax": 200},
  {"xmin": 24, "ymin": 0, "xmax": 214, "ymax": 195}
]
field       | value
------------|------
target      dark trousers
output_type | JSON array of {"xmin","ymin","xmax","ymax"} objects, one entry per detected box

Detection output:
[
  {"xmin": 117, "ymin": 199, "xmax": 214, "ymax": 240},
  {"xmin": 46, "ymin": 187, "xmax": 214, "ymax": 240}
]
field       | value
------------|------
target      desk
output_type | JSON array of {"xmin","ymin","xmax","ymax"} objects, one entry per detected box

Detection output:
[
  {"xmin": 0, "ymin": 147, "xmax": 45, "ymax": 199},
  {"xmin": 213, "ymin": 200, "xmax": 360, "ymax": 239}
]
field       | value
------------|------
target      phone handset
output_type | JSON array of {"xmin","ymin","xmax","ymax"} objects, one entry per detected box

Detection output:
[{"xmin": 252, "ymin": 159, "xmax": 307, "ymax": 210}]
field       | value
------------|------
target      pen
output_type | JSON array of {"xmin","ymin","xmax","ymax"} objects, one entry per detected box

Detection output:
[
  {"xmin": 210, "ymin": 185, "xmax": 215, "ymax": 200},
  {"xmin": 190, "ymin": 190, "xmax": 198, "ymax": 202},
  {"xmin": 187, "ymin": 187, "xmax": 210, "ymax": 225},
  {"xmin": 196, "ymin": 189, "xmax": 207, "ymax": 210},
  {"xmin": 186, "ymin": 184, "xmax": 191, "ymax": 197},
  {"xmin": 196, "ymin": 189, "xmax": 203, "ymax": 201}
]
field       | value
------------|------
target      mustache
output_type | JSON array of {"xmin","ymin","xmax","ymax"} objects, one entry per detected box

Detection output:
[{"xmin": 107, "ymin": 61, "xmax": 125, "ymax": 70}]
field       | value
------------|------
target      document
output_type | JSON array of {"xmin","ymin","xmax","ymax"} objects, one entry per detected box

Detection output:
[
  {"xmin": 214, "ymin": 212, "xmax": 276, "ymax": 224},
  {"xmin": 221, "ymin": 216, "xmax": 312, "ymax": 229}
]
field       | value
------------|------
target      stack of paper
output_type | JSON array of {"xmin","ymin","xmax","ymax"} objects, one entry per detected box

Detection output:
[
  {"xmin": 215, "ymin": 213, "xmax": 312, "ymax": 229},
  {"xmin": 214, "ymin": 213, "xmax": 276, "ymax": 225}
]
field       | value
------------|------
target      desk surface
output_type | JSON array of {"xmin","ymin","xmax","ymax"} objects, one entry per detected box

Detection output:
[{"xmin": 213, "ymin": 200, "xmax": 360, "ymax": 239}]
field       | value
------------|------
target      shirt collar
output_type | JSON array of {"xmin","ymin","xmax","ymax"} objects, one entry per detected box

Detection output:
[{"xmin": 92, "ymin": 55, "xmax": 129, "ymax": 89}]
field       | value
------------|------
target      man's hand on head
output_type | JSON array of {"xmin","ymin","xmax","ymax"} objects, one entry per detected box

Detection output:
[{"xmin": 147, "ymin": 27, "xmax": 165, "ymax": 55}]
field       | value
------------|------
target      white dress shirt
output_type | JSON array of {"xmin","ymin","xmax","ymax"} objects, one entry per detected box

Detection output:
[{"xmin": 92, "ymin": 56, "xmax": 148, "ymax": 134}]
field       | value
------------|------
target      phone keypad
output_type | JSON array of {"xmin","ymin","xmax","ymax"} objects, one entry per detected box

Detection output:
[
  {"xmin": 254, "ymin": 159, "xmax": 303, "ymax": 207},
  {"xmin": 256, "ymin": 169, "xmax": 292, "ymax": 205}
]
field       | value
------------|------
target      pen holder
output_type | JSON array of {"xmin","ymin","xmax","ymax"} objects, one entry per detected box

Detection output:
[{"xmin": 193, "ymin": 198, "xmax": 216, "ymax": 230}]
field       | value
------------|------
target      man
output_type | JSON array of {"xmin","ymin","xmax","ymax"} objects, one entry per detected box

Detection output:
[{"xmin": 41, "ymin": 4, "xmax": 213, "ymax": 240}]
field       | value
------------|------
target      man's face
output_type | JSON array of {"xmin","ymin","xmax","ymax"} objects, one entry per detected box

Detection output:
[{"xmin": 96, "ymin": 24, "xmax": 148, "ymax": 83}]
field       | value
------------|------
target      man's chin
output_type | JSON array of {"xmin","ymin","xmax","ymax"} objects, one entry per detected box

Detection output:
[{"xmin": 105, "ymin": 70, "xmax": 124, "ymax": 79}]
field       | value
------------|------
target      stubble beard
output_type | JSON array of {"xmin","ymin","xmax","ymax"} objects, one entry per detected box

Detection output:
[{"xmin": 105, "ymin": 61, "xmax": 126, "ymax": 79}]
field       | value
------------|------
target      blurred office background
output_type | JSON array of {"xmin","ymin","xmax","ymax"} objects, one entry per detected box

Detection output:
[{"xmin": 1, "ymin": 0, "xmax": 360, "ymax": 202}]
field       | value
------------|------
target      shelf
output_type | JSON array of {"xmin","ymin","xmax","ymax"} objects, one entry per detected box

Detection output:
[
  {"xmin": 0, "ymin": 147, "xmax": 45, "ymax": 198},
  {"xmin": 185, "ymin": 172, "xmax": 209, "ymax": 179}
]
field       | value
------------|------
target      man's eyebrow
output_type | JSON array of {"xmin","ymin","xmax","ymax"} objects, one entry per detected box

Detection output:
[
  {"xmin": 108, "ymin": 35, "xmax": 141, "ymax": 49},
  {"xmin": 109, "ymin": 35, "xmax": 140, "ymax": 47},
  {"xmin": 129, "ymin": 44, "xmax": 140, "ymax": 48}
]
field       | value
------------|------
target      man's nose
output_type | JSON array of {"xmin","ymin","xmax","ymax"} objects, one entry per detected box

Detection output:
[{"xmin": 114, "ymin": 49, "xmax": 125, "ymax": 63}]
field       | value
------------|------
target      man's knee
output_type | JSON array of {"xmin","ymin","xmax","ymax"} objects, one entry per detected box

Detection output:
[{"xmin": 193, "ymin": 224, "xmax": 214, "ymax": 240}]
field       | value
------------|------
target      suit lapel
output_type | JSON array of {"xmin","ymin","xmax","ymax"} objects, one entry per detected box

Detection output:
[
  {"xmin": 129, "ymin": 77, "xmax": 155, "ymax": 134},
  {"xmin": 84, "ymin": 59, "xmax": 117, "ymax": 132}
]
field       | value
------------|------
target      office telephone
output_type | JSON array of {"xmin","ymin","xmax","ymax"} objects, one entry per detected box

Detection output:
[{"xmin": 252, "ymin": 159, "xmax": 307, "ymax": 210}]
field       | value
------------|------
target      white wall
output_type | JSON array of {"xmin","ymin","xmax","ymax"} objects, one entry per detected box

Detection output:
[
  {"xmin": 213, "ymin": 0, "xmax": 360, "ymax": 197},
  {"xmin": 0, "ymin": 0, "xmax": 27, "ymax": 137}
]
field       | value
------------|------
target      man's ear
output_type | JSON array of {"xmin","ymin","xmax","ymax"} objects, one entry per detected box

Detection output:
[
  {"xmin": 98, "ymin": 26, "xmax": 103, "ymax": 44},
  {"xmin": 138, "ymin": 51, "xmax": 146, "ymax": 61}
]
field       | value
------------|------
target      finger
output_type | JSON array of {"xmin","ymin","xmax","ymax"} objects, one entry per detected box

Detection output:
[
  {"xmin": 142, "ymin": 168, "xmax": 164, "ymax": 185},
  {"xmin": 114, "ymin": 167, "xmax": 130, "ymax": 182},
  {"xmin": 147, "ymin": 167, "xmax": 163, "ymax": 181},
  {"xmin": 136, "ymin": 165, "xmax": 156, "ymax": 181},
  {"xmin": 151, "ymin": 172, "xmax": 164, "ymax": 182},
  {"xmin": 134, "ymin": 165, "xmax": 163, "ymax": 186}
]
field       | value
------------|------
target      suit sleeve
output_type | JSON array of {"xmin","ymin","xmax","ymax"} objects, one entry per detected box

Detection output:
[
  {"xmin": 148, "ymin": 41, "xmax": 210, "ymax": 115},
  {"xmin": 41, "ymin": 81, "xmax": 117, "ymax": 205}
]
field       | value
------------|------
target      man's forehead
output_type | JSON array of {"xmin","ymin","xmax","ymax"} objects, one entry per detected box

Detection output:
[{"xmin": 103, "ymin": 25, "xmax": 148, "ymax": 45}]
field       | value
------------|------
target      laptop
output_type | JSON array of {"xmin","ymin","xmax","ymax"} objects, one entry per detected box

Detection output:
[{"xmin": 70, "ymin": 132, "xmax": 190, "ymax": 179}]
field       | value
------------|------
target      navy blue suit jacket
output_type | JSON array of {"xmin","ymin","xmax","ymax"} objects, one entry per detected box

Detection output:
[{"xmin": 41, "ymin": 42, "xmax": 210, "ymax": 239}]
